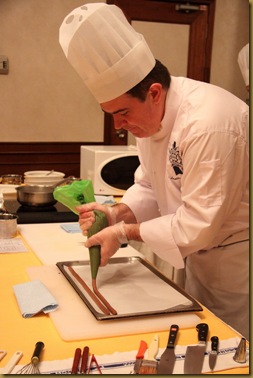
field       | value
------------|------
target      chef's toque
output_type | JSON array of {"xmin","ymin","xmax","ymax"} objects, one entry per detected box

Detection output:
[
  {"xmin": 237, "ymin": 43, "xmax": 249, "ymax": 87},
  {"xmin": 59, "ymin": 3, "xmax": 155, "ymax": 103}
]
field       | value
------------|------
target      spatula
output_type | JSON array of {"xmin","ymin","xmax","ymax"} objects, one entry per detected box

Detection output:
[{"xmin": 157, "ymin": 324, "xmax": 179, "ymax": 374}]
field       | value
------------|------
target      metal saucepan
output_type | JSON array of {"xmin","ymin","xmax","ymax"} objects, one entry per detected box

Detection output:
[{"xmin": 16, "ymin": 176, "xmax": 78, "ymax": 207}]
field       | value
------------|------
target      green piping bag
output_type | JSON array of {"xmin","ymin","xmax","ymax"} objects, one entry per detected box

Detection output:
[{"xmin": 53, "ymin": 180, "xmax": 108, "ymax": 279}]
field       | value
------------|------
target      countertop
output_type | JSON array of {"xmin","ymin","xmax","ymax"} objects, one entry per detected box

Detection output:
[{"xmin": 0, "ymin": 222, "xmax": 249, "ymax": 375}]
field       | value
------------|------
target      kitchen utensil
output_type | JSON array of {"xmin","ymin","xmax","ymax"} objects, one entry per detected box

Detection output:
[
  {"xmin": 80, "ymin": 346, "xmax": 89, "ymax": 374},
  {"xmin": 24, "ymin": 170, "xmax": 64, "ymax": 185},
  {"xmin": 184, "ymin": 323, "xmax": 209, "ymax": 374},
  {"xmin": 71, "ymin": 346, "xmax": 90, "ymax": 374},
  {"xmin": 16, "ymin": 176, "xmax": 77, "ymax": 207},
  {"xmin": 233, "ymin": 337, "xmax": 247, "ymax": 363},
  {"xmin": 0, "ymin": 190, "xmax": 8, "ymax": 213},
  {"xmin": 71, "ymin": 348, "xmax": 82, "ymax": 374},
  {"xmin": 138, "ymin": 335, "xmax": 159, "ymax": 374},
  {"xmin": 157, "ymin": 324, "xmax": 179, "ymax": 374},
  {"xmin": 209, "ymin": 336, "xmax": 219, "ymax": 371},
  {"xmin": 1, "ymin": 174, "xmax": 22, "ymax": 185},
  {"xmin": 0, "ymin": 213, "xmax": 18, "ymax": 238},
  {"xmin": 46, "ymin": 170, "xmax": 54, "ymax": 176},
  {"xmin": 0, "ymin": 184, "xmax": 18, "ymax": 200},
  {"xmin": 16, "ymin": 185, "xmax": 57, "ymax": 206},
  {"xmin": 132, "ymin": 340, "xmax": 148, "ymax": 374},
  {"xmin": 16, "ymin": 341, "xmax": 44, "ymax": 374},
  {"xmin": 0, "ymin": 351, "xmax": 23, "ymax": 374},
  {"xmin": 87, "ymin": 354, "xmax": 102, "ymax": 374}
]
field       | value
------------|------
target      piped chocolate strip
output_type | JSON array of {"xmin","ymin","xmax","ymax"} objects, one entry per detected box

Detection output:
[
  {"xmin": 92, "ymin": 278, "xmax": 117, "ymax": 315},
  {"xmin": 67, "ymin": 266, "xmax": 111, "ymax": 315}
]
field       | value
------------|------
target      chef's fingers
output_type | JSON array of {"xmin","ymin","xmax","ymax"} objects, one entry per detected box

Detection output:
[
  {"xmin": 84, "ymin": 233, "xmax": 116, "ymax": 266},
  {"xmin": 76, "ymin": 202, "xmax": 117, "ymax": 226},
  {"xmin": 79, "ymin": 219, "xmax": 94, "ymax": 235},
  {"xmin": 76, "ymin": 202, "xmax": 106, "ymax": 214},
  {"xmin": 78, "ymin": 210, "xmax": 96, "ymax": 234},
  {"xmin": 84, "ymin": 223, "xmax": 128, "ymax": 265}
]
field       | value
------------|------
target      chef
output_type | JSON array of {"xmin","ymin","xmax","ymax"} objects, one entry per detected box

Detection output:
[
  {"xmin": 59, "ymin": 3, "xmax": 249, "ymax": 339},
  {"xmin": 238, "ymin": 43, "xmax": 249, "ymax": 92}
]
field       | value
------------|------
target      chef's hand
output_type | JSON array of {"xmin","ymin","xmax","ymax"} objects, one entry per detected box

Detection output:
[
  {"xmin": 76, "ymin": 202, "xmax": 116, "ymax": 235},
  {"xmin": 84, "ymin": 221, "xmax": 128, "ymax": 266}
]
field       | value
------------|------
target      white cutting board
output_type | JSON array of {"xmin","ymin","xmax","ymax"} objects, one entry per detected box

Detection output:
[
  {"xmin": 27, "ymin": 265, "xmax": 201, "ymax": 341},
  {"xmin": 19, "ymin": 223, "xmax": 87, "ymax": 265},
  {"xmin": 19, "ymin": 223, "xmax": 143, "ymax": 264}
]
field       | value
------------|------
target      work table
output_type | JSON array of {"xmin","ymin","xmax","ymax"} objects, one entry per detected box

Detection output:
[{"xmin": 0, "ymin": 222, "xmax": 249, "ymax": 374}]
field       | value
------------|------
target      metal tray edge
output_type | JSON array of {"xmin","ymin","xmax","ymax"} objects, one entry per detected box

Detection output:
[{"xmin": 56, "ymin": 256, "xmax": 203, "ymax": 321}]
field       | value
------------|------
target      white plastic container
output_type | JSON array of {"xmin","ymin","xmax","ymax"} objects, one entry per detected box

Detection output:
[
  {"xmin": 0, "ymin": 214, "xmax": 18, "ymax": 238},
  {"xmin": 24, "ymin": 171, "xmax": 65, "ymax": 185}
]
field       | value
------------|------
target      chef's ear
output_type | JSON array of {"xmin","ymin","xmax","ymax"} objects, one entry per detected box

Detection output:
[{"xmin": 148, "ymin": 83, "xmax": 163, "ymax": 103}]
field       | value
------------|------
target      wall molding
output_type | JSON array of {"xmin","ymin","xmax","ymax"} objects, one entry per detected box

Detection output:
[{"xmin": 0, "ymin": 142, "xmax": 103, "ymax": 179}]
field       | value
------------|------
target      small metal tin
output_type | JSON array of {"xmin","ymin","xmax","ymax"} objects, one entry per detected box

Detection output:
[
  {"xmin": 1, "ymin": 174, "xmax": 22, "ymax": 185},
  {"xmin": 0, "ymin": 213, "xmax": 18, "ymax": 238}
]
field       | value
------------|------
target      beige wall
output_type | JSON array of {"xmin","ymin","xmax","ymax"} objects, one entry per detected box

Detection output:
[
  {"xmin": 0, "ymin": 0, "xmax": 249, "ymax": 143},
  {"xmin": 211, "ymin": 0, "xmax": 249, "ymax": 101},
  {"xmin": 0, "ymin": 0, "xmax": 105, "ymax": 142}
]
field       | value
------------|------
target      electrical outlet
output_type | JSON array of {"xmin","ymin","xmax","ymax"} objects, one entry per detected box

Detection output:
[{"xmin": 0, "ymin": 55, "xmax": 9, "ymax": 74}]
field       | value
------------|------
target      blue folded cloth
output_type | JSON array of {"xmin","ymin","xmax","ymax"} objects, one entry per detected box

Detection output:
[
  {"xmin": 13, "ymin": 279, "xmax": 58, "ymax": 318},
  {"xmin": 60, "ymin": 223, "xmax": 81, "ymax": 233}
]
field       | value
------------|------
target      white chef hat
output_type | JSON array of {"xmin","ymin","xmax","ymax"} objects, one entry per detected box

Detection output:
[
  {"xmin": 59, "ymin": 3, "xmax": 156, "ymax": 103},
  {"xmin": 237, "ymin": 43, "xmax": 249, "ymax": 87}
]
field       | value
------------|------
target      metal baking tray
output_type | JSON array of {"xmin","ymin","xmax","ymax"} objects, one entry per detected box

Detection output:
[{"xmin": 56, "ymin": 256, "xmax": 202, "ymax": 320}]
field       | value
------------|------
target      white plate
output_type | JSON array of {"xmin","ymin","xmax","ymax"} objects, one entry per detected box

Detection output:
[
  {"xmin": 0, "ymin": 184, "xmax": 18, "ymax": 199},
  {"xmin": 24, "ymin": 178, "xmax": 63, "ymax": 185},
  {"xmin": 24, "ymin": 171, "xmax": 65, "ymax": 177}
]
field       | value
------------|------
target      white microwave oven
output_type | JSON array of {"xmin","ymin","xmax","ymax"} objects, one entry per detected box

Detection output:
[{"xmin": 80, "ymin": 145, "xmax": 140, "ymax": 195}]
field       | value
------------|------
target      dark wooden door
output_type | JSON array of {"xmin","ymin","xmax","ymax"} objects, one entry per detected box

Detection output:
[{"xmin": 105, "ymin": 0, "xmax": 216, "ymax": 145}]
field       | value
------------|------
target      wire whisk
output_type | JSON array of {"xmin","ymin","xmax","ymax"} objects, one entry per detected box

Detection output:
[{"xmin": 16, "ymin": 341, "xmax": 44, "ymax": 374}]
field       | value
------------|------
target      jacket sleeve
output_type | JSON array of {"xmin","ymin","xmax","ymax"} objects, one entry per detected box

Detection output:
[{"xmin": 140, "ymin": 127, "xmax": 248, "ymax": 267}]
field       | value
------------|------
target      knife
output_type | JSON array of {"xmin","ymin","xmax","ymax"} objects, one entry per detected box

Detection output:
[
  {"xmin": 184, "ymin": 323, "xmax": 209, "ymax": 374},
  {"xmin": 132, "ymin": 340, "xmax": 148, "ymax": 374},
  {"xmin": 157, "ymin": 324, "xmax": 179, "ymax": 374},
  {"xmin": 209, "ymin": 336, "xmax": 219, "ymax": 371}
]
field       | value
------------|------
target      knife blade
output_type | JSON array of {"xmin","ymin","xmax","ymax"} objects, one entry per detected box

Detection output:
[
  {"xmin": 157, "ymin": 324, "xmax": 179, "ymax": 374},
  {"xmin": 209, "ymin": 336, "xmax": 219, "ymax": 371},
  {"xmin": 132, "ymin": 340, "xmax": 148, "ymax": 374},
  {"xmin": 184, "ymin": 323, "xmax": 209, "ymax": 374}
]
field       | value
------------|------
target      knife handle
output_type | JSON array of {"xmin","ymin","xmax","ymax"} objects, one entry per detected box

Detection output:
[
  {"xmin": 80, "ymin": 346, "xmax": 89, "ymax": 374},
  {"xmin": 211, "ymin": 336, "xmax": 219, "ymax": 352},
  {"xmin": 71, "ymin": 348, "xmax": 81, "ymax": 374},
  {"xmin": 196, "ymin": 323, "xmax": 209, "ymax": 342},
  {"xmin": 167, "ymin": 324, "xmax": 179, "ymax": 348},
  {"xmin": 136, "ymin": 340, "xmax": 148, "ymax": 359},
  {"xmin": 148, "ymin": 335, "xmax": 159, "ymax": 360}
]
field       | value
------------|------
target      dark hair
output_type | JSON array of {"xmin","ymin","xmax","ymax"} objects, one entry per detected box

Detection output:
[{"xmin": 127, "ymin": 59, "xmax": 171, "ymax": 101}]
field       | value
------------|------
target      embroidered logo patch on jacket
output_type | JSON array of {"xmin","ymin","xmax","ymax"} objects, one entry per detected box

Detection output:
[{"xmin": 169, "ymin": 141, "xmax": 183, "ymax": 176}]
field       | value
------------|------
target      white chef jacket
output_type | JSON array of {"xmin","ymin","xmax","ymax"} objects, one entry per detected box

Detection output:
[
  {"xmin": 121, "ymin": 76, "xmax": 249, "ymax": 269},
  {"xmin": 238, "ymin": 43, "xmax": 249, "ymax": 87}
]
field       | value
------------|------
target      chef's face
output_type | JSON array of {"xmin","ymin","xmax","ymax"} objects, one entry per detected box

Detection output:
[{"xmin": 100, "ymin": 83, "xmax": 165, "ymax": 138}]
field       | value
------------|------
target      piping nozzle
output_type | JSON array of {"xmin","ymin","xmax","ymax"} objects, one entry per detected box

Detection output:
[{"xmin": 233, "ymin": 337, "xmax": 247, "ymax": 363}]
